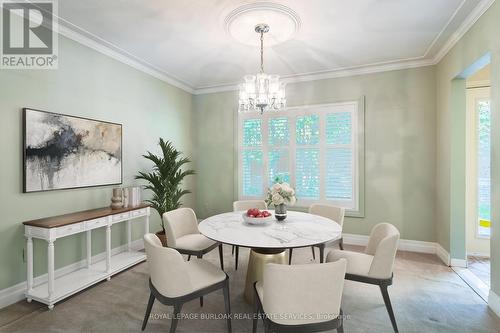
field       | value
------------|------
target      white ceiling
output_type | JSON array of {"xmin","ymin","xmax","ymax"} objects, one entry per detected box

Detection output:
[{"xmin": 56, "ymin": 0, "xmax": 489, "ymax": 93}]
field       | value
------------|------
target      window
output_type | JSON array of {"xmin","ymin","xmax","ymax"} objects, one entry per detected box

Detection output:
[
  {"xmin": 238, "ymin": 102, "xmax": 362, "ymax": 212},
  {"xmin": 477, "ymin": 98, "xmax": 491, "ymax": 237}
]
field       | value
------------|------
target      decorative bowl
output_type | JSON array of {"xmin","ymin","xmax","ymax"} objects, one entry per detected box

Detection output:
[{"xmin": 242, "ymin": 213, "xmax": 274, "ymax": 225}]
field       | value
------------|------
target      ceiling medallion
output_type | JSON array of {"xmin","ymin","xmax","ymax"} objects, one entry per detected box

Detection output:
[{"xmin": 224, "ymin": 2, "xmax": 301, "ymax": 47}]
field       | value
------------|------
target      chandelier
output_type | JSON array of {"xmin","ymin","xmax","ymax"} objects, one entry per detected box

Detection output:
[{"xmin": 238, "ymin": 24, "xmax": 286, "ymax": 114}]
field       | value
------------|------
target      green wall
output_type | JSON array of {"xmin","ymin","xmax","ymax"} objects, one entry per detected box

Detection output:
[
  {"xmin": 193, "ymin": 66, "xmax": 437, "ymax": 242},
  {"xmin": 0, "ymin": 36, "xmax": 194, "ymax": 291},
  {"xmin": 435, "ymin": 1, "xmax": 499, "ymax": 295}
]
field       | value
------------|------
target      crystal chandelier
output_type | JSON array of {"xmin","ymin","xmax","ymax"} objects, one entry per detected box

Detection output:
[{"xmin": 238, "ymin": 24, "xmax": 286, "ymax": 114}]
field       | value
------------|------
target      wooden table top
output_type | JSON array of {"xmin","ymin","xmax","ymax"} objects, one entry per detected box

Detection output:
[{"xmin": 23, "ymin": 203, "xmax": 150, "ymax": 228}]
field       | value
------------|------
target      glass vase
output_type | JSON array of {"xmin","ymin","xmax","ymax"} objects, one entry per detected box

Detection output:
[{"xmin": 275, "ymin": 203, "xmax": 287, "ymax": 221}]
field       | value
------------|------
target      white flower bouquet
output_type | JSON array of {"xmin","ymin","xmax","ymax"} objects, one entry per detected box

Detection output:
[{"xmin": 265, "ymin": 182, "xmax": 297, "ymax": 207}]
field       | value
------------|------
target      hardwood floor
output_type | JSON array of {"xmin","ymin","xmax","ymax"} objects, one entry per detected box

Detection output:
[{"xmin": 468, "ymin": 255, "xmax": 491, "ymax": 287}]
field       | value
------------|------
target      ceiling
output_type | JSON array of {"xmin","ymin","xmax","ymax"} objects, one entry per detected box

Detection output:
[{"xmin": 56, "ymin": 0, "xmax": 490, "ymax": 93}]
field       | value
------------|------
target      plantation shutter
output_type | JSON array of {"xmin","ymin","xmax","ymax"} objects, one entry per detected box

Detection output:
[
  {"xmin": 268, "ymin": 117, "xmax": 290, "ymax": 185},
  {"xmin": 325, "ymin": 112, "xmax": 354, "ymax": 201},
  {"xmin": 239, "ymin": 101, "xmax": 360, "ymax": 212},
  {"xmin": 242, "ymin": 119, "xmax": 263, "ymax": 196}
]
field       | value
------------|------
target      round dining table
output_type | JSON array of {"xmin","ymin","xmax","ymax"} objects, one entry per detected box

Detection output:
[{"xmin": 198, "ymin": 210, "xmax": 342, "ymax": 303}]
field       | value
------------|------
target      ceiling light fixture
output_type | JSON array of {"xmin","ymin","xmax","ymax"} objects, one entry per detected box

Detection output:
[{"xmin": 238, "ymin": 23, "xmax": 286, "ymax": 114}]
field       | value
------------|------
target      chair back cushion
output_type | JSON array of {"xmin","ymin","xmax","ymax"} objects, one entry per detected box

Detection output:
[
  {"xmin": 309, "ymin": 203, "xmax": 345, "ymax": 228},
  {"xmin": 262, "ymin": 259, "xmax": 347, "ymax": 325},
  {"xmin": 233, "ymin": 200, "xmax": 267, "ymax": 211},
  {"xmin": 365, "ymin": 223, "xmax": 400, "ymax": 279},
  {"xmin": 163, "ymin": 208, "xmax": 199, "ymax": 248},
  {"xmin": 144, "ymin": 233, "xmax": 193, "ymax": 297}
]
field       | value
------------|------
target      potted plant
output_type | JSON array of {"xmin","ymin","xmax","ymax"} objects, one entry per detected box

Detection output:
[{"xmin": 135, "ymin": 138, "xmax": 195, "ymax": 246}]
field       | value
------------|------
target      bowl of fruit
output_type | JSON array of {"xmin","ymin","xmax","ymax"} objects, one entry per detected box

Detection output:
[{"xmin": 242, "ymin": 208, "xmax": 273, "ymax": 225}]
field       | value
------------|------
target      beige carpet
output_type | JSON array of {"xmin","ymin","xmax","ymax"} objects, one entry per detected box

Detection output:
[{"xmin": 1, "ymin": 245, "xmax": 499, "ymax": 333}]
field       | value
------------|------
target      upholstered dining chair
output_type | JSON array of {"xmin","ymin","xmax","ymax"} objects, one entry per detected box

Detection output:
[
  {"xmin": 163, "ymin": 207, "xmax": 224, "ymax": 271},
  {"xmin": 232, "ymin": 200, "xmax": 267, "ymax": 270},
  {"xmin": 327, "ymin": 223, "xmax": 400, "ymax": 333},
  {"xmin": 142, "ymin": 234, "xmax": 231, "ymax": 333},
  {"xmin": 253, "ymin": 259, "xmax": 347, "ymax": 333},
  {"xmin": 288, "ymin": 203, "xmax": 345, "ymax": 265}
]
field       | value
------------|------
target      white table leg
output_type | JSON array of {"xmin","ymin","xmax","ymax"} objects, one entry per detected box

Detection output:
[
  {"xmin": 145, "ymin": 214, "xmax": 150, "ymax": 235},
  {"xmin": 106, "ymin": 225, "xmax": 111, "ymax": 280},
  {"xmin": 47, "ymin": 240, "xmax": 55, "ymax": 301},
  {"xmin": 127, "ymin": 220, "xmax": 132, "ymax": 251},
  {"xmin": 86, "ymin": 230, "xmax": 92, "ymax": 268},
  {"xmin": 26, "ymin": 236, "xmax": 33, "ymax": 301}
]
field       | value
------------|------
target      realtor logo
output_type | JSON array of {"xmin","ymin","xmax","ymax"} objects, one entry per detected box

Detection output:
[{"xmin": 1, "ymin": 0, "xmax": 58, "ymax": 69}]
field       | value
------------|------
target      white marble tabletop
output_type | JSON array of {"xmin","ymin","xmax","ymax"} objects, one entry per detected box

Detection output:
[{"xmin": 198, "ymin": 211, "xmax": 341, "ymax": 249}]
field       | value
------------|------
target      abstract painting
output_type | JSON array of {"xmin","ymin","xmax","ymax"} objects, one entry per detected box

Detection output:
[{"xmin": 23, "ymin": 108, "xmax": 122, "ymax": 192}]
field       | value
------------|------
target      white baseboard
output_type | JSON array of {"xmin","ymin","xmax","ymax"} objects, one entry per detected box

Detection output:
[
  {"xmin": 489, "ymin": 290, "xmax": 500, "ymax": 318},
  {"xmin": 343, "ymin": 233, "xmax": 437, "ymax": 254},
  {"xmin": 0, "ymin": 239, "xmax": 144, "ymax": 310},
  {"xmin": 436, "ymin": 243, "xmax": 451, "ymax": 266},
  {"xmin": 344, "ymin": 234, "xmax": 470, "ymax": 269},
  {"xmin": 450, "ymin": 258, "xmax": 468, "ymax": 268},
  {"xmin": 342, "ymin": 233, "xmax": 369, "ymax": 246}
]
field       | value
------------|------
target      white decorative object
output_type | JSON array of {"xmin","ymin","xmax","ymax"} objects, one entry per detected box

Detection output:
[
  {"xmin": 23, "ymin": 206, "xmax": 150, "ymax": 310},
  {"xmin": 238, "ymin": 23, "xmax": 286, "ymax": 114},
  {"xmin": 242, "ymin": 213, "xmax": 273, "ymax": 225},
  {"xmin": 199, "ymin": 210, "xmax": 341, "ymax": 249},
  {"xmin": 122, "ymin": 188, "xmax": 129, "ymax": 208},
  {"xmin": 128, "ymin": 186, "xmax": 142, "ymax": 206}
]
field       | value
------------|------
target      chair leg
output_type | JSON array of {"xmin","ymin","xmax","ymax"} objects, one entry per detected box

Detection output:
[
  {"xmin": 379, "ymin": 284, "xmax": 398, "ymax": 333},
  {"xmin": 223, "ymin": 282, "xmax": 232, "ymax": 333},
  {"xmin": 170, "ymin": 303, "xmax": 183, "ymax": 333},
  {"xmin": 319, "ymin": 244, "xmax": 325, "ymax": 263},
  {"xmin": 187, "ymin": 255, "xmax": 191, "ymax": 261},
  {"xmin": 339, "ymin": 237, "xmax": 344, "ymax": 250},
  {"xmin": 288, "ymin": 248, "xmax": 293, "ymax": 265},
  {"xmin": 141, "ymin": 292, "xmax": 155, "ymax": 331},
  {"xmin": 219, "ymin": 244, "xmax": 225, "ymax": 271},
  {"xmin": 232, "ymin": 245, "xmax": 235, "ymax": 255},
  {"xmin": 253, "ymin": 295, "xmax": 259, "ymax": 333},
  {"xmin": 263, "ymin": 320, "xmax": 272, "ymax": 333},
  {"xmin": 235, "ymin": 246, "xmax": 239, "ymax": 270},
  {"xmin": 311, "ymin": 246, "xmax": 316, "ymax": 260},
  {"xmin": 337, "ymin": 309, "xmax": 344, "ymax": 333}
]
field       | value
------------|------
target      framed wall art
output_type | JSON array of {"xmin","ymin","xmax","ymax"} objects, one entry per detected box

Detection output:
[{"xmin": 23, "ymin": 108, "xmax": 122, "ymax": 192}]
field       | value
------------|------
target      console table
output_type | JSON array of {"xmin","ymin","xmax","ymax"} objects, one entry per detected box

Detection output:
[{"xmin": 23, "ymin": 204, "xmax": 150, "ymax": 309}]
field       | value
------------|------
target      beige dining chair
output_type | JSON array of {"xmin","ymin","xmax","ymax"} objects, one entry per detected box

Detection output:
[
  {"xmin": 163, "ymin": 207, "xmax": 224, "ymax": 271},
  {"xmin": 289, "ymin": 203, "xmax": 345, "ymax": 264},
  {"xmin": 232, "ymin": 200, "xmax": 267, "ymax": 270},
  {"xmin": 327, "ymin": 223, "xmax": 400, "ymax": 332},
  {"xmin": 253, "ymin": 259, "xmax": 347, "ymax": 333},
  {"xmin": 142, "ymin": 233, "xmax": 231, "ymax": 333}
]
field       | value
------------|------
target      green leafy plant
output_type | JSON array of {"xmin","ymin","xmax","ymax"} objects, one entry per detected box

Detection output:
[{"xmin": 135, "ymin": 139, "xmax": 195, "ymax": 233}]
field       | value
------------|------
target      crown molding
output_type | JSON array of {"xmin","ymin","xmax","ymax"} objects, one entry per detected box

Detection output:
[
  {"xmin": 22, "ymin": 0, "xmax": 195, "ymax": 93},
  {"xmin": 57, "ymin": 21, "xmax": 195, "ymax": 94},
  {"xmin": 40, "ymin": 0, "xmax": 494, "ymax": 96},
  {"xmin": 422, "ymin": 0, "xmax": 467, "ymax": 58},
  {"xmin": 194, "ymin": 0, "xmax": 496, "ymax": 95},
  {"xmin": 431, "ymin": 0, "xmax": 496, "ymax": 64},
  {"xmin": 59, "ymin": 18, "xmax": 194, "ymax": 94},
  {"xmin": 193, "ymin": 57, "xmax": 435, "ymax": 95}
]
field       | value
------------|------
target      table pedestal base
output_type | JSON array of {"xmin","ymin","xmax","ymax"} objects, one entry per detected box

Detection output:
[{"xmin": 244, "ymin": 248, "xmax": 287, "ymax": 304}]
